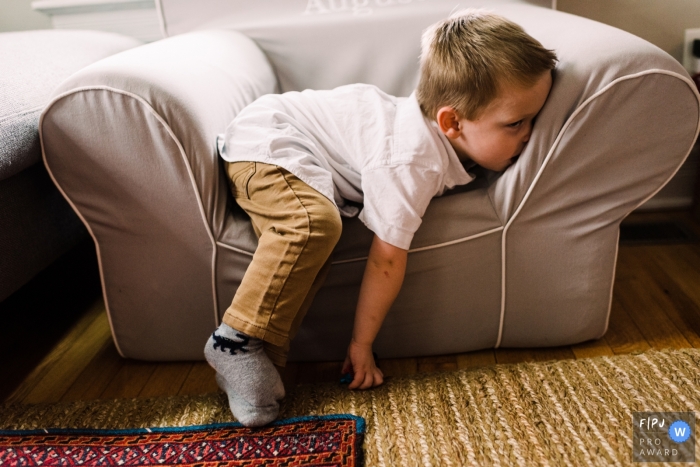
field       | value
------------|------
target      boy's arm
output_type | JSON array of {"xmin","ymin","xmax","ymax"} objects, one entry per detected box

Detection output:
[{"xmin": 343, "ymin": 234, "xmax": 407, "ymax": 389}]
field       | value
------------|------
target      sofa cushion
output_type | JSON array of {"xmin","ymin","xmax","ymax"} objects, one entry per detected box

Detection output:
[{"xmin": 0, "ymin": 29, "xmax": 141, "ymax": 181}]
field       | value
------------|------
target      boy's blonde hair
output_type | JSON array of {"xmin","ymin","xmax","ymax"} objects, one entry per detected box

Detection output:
[{"xmin": 416, "ymin": 9, "xmax": 557, "ymax": 121}]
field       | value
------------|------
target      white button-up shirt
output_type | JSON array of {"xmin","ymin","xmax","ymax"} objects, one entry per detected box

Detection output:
[{"xmin": 219, "ymin": 84, "xmax": 474, "ymax": 250}]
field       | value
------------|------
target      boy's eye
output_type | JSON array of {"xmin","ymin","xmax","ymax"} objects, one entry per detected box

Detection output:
[{"xmin": 507, "ymin": 120, "xmax": 524, "ymax": 128}]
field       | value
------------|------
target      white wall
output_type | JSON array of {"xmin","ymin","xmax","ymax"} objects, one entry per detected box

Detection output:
[
  {"xmin": 2, "ymin": 0, "xmax": 699, "ymax": 57},
  {"xmin": 0, "ymin": 0, "xmax": 52, "ymax": 32},
  {"xmin": 558, "ymin": 0, "xmax": 700, "ymax": 63}
]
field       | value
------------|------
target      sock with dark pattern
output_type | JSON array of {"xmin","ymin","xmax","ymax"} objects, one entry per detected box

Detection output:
[{"xmin": 204, "ymin": 323, "xmax": 285, "ymax": 427}]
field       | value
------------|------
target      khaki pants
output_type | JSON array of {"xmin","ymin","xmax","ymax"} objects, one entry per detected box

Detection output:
[{"xmin": 223, "ymin": 162, "xmax": 342, "ymax": 367}]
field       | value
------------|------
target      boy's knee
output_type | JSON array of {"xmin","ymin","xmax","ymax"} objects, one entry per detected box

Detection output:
[
  {"xmin": 325, "ymin": 208, "xmax": 343, "ymax": 245},
  {"xmin": 310, "ymin": 203, "xmax": 342, "ymax": 252}
]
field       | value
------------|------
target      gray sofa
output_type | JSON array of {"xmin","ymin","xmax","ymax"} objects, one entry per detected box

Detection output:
[
  {"xmin": 0, "ymin": 29, "xmax": 141, "ymax": 302},
  {"xmin": 38, "ymin": 1, "xmax": 700, "ymax": 361}
]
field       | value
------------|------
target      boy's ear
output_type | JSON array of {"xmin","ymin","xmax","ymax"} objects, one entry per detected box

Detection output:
[{"xmin": 436, "ymin": 106, "xmax": 462, "ymax": 139}]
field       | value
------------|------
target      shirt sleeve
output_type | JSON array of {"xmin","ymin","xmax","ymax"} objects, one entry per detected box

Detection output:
[{"xmin": 358, "ymin": 163, "xmax": 442, "ymax": 250}]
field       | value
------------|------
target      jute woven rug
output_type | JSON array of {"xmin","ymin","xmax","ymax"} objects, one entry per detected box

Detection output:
[{"xmin": 1, "ymin": 348, "xmax": 698, "ymax": 466}]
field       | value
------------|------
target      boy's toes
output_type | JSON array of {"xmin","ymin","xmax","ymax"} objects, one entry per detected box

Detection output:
[{"xmin": 216, "ymin": 374, "xmax": 280, "ymax": 427}]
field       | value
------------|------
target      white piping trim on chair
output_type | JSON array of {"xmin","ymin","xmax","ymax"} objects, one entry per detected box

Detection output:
[
  {"xmin": 494, "ymin": 69, "xmax": 700, "ymax": 348},
  {"xmin": 218, "ymin": 226, "xmax": 504, "ymax": 265},
  {"xmin": 216, "ymin": 241, "xmax": 254, "ymax": 257},
  {"xmin": 39, "ymin": 85, "xmax": 221, "ymax": 354},
  {"xmin": 333, "ymin": 225, "xmax": 505, "ymax": 265},
  {"xmin": 408, "ymin": 226, "xmax": 504, "ymax": 254}
]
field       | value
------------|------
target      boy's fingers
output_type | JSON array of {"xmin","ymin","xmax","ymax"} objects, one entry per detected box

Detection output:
[
  {"xmin": 349, "ymin": 370, "xmax": 365, "ymax": 389},
  {"xmin": 348, "ymin": 366, "xmax": 386, "ymax": 390},
  {"xmin": 359, "ymin": 372, "xmax": 374, "ymax": 390},
  {"xmin": 374, "ymin": 370, "xmax": 384, "ymax": 387}
]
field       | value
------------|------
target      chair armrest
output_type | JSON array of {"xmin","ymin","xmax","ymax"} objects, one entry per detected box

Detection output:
[
  {"xmin": 491, "ymin": 5, "xmax": 700, "ymax": 225},
  {"xmin": 484, "ymin": 5, "xmax": 700, "ymax": 348},
  {"xmin": 39, "ymin": 30, "xmax": 277, "ymax": 360},
  {"xmin": 45, "ymin": 29, "xmax": 277, "ymax": 233}
]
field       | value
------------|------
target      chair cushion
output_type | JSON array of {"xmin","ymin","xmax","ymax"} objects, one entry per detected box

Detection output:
[
  {"xmin": 0, "ymin": 29, "xmax": 141, "ymax": 181},
  {"xmin": 158, "ymin": 0, "xmax": 546, "ymax": 96}
]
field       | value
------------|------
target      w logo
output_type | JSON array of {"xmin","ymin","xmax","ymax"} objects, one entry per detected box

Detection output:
[{"xmin": 669, "ymin": 420, "xmax": 692, "ymax": 443}]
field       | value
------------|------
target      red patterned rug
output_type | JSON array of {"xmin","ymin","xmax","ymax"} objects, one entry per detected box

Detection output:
[{"xmin": 0, "ymin": 414, "xmax": 364, "ymax": 466}]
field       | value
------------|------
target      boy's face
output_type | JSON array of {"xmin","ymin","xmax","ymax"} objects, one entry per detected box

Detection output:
[{"xmin": 437, "ymin": 71, "xmax": 553, "ymax": 171}]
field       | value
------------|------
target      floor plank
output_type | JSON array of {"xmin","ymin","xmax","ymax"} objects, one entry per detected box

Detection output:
[
  {"xmin": 376, "ymin": 357, "xmax": 418, "ymax": 378},
  {"xmin": 570, "ymin": 338, "xmax": 615, "ymax": 359},
  {"xmin": 178, "ymin": 362, "xmax": 220, "ymax": 396},
  {"xmin": 650, "ymin": 246, "xmax": 700, "ymax": 307},
  {"xmin": 7, "ymin": 300, "xmax": 109, "ymax": 405},
  {"xmin": 624, "ymin": 249, "xmax": 700, "ymax": 348},
  {"xmin": 615, "ymin": 278, "xmax": 691, "ymax": 350},
  {"xmin": 139, "ymin": 362, "xmax": 193, "ymax": 399},
  {"xmin": 417, "ymin": 355, "xmax": 458, "ymax": 373},
  {"xmin": 456, "ymin": 349, "xmax": 497, "ymax": 370},
  {"xmin": 100, "ymin": 360, "xmax": 157, "ymax": 400},
  {"xmin": 61, "ymin": 340, "xmax": 124, "ymax": 402},
  {"xmin": 635, "ymin": 255, "xmax": 700, "ymax": 348},
  {"xmin": 604, "ymin": 296, "xmax": 651, "ymax": 355}
]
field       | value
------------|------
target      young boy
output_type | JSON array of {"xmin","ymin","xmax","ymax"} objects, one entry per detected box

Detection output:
[{"xmin": 205, "ymin": 9, "xmax": 557, "ymax": 427}]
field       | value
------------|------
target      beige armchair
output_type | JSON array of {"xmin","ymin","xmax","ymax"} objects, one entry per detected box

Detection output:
[{"xmin": 40, "ymin": 1, "xmax": 700, "ymax": 361}]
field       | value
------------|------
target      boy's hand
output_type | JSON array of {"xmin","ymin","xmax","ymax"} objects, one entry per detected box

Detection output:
[
  {"xmin": 342, "ymin": 235, "xmax": 405, "ymax": 390},
  {"xmin": 342, "ymin": 339, "xmax": 384, "ymax": 389}
]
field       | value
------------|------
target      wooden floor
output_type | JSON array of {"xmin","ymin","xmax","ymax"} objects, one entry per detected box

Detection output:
[{"xmin": 3, "ymin": 210, "xmax": 700, "ymax": 406}]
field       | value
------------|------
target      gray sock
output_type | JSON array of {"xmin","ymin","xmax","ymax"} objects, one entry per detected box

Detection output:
[
  {"xmin": 215, "ymin": 374, "xmax": 280, "ymax": 427},
  {"xmin": 204, "ymin": 323, "xmax": 285, "ymax": 427}
]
